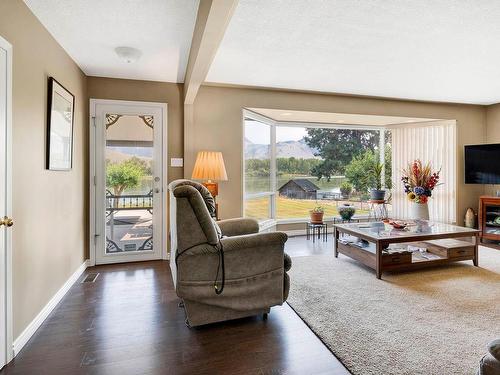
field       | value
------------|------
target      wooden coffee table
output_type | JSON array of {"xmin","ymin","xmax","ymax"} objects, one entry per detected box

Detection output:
[{"xmin": 334, "ymin": 221, "xmax": 480, "ymax": 279}]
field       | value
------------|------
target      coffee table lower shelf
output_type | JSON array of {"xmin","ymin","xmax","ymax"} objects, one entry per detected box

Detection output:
[{"xmin": 335, "ymin": 236, "xmax": 479, "ymax": 279}]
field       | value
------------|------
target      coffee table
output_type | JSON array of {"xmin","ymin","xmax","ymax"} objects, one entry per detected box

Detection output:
[{"xmin": 333, "ymin": 221, "xmax": 480, "ymax": 279}]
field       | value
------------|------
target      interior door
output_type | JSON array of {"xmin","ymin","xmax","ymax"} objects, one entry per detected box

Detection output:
[{"xmin": 91, "ymin": 101, "xmax": 166, "ymax": 264}]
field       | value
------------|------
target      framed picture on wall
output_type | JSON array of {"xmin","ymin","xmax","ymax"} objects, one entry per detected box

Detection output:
[{"xmin": 46, "ymin": 77, "xmax": 74, "ymax": 170}]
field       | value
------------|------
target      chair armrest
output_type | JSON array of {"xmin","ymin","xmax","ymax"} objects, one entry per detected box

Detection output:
[
  {"xmin": 220, "ymin": 231, "xmax": 287, "ymax": 251},
  {"xmin": 217, "ymin": 218, "xmax": 259, "ymax": 237},
  {"xmin": 219, "ymin": 232, "xmax": 288, "ymax": 277}
]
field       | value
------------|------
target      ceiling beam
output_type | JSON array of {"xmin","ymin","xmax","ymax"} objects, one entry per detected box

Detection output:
[{"xmin": 183, "ymin": 0, "xmax": 238, "ymax": 105}]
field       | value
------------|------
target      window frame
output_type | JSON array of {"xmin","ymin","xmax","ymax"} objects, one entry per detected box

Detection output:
[{"xmin": 242, "ymin": 109, "xmax": 387, "ymax": 223}]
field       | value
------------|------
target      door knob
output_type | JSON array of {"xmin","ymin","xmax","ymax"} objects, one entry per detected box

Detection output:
[{"xmin": 0, "ymin": 216, "xmax": 14, "ymax": 227}]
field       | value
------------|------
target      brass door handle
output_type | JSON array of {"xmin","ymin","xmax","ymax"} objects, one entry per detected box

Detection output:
[{"xmin": 0, "ymin": 216, "xmax": 14, "ymax": 227}]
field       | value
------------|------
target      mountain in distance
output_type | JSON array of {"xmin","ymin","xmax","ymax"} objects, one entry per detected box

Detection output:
[
  {"xmin": 106, "ymin": 146, "xmax": 152, "ymax": 164},
  {"xmin": 244, "ymin": 138, "xmax": 320, "ymax": 159},
  {"xmin": 108, "ymin": 141, "xmax": 318, "ymax": 162}
]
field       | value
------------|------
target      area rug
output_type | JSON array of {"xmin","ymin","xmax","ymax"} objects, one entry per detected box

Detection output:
[{"xmin": 287, "ymin": 247, "xmax": 500, "ymax": 375}]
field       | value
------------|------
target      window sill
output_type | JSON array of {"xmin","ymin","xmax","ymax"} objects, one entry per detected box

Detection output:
[{"xmin": 277, "ymin": 216, "xmax": 371, "ymax": 225}]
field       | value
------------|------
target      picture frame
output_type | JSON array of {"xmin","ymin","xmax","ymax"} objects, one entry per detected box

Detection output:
[{"xmin": 46, "ymin": 77, "xmax": 74, "ymax": 170}]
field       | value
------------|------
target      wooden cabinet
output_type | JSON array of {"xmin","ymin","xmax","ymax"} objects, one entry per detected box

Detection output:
[{"xmin": 478, "ymin": 196, "xmax": 500, "ymax": 242}]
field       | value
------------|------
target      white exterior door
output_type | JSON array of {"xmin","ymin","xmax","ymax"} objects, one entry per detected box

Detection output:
[
  {"xmin": 0, "ymin": 35, "xmax": 13, "ymax": 369},
  {"xmin": 90, "ymin": 100, "xmax": 167, "ymax": 265}
]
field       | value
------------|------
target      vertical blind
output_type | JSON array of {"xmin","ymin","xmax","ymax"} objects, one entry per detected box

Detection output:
[{"xmin": 390, "ymin": 120, "xmax": 457, "ymax": 223}]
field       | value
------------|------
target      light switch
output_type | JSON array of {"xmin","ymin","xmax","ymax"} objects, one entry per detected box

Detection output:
[{"xmin": 170, "ymin": 158, "xmax": 183, "ymax": 167}]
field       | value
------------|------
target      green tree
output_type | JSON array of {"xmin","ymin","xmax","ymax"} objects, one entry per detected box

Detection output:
[
  {"xmin": 304, "ymin": 129, "xmax": 379, "ymax": 180},
  {"xmin": 106, "ymin": 158, "xmax": 146, "ymax": 197},
  {"xmin": 344, "ymin": 145, "xmax": 392, "ymax": 193}
]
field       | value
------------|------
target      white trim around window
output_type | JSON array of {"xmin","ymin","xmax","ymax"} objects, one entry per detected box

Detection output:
[{"xmin": 242, "ymin": 109, "xmax": 387, "ymax": 224}]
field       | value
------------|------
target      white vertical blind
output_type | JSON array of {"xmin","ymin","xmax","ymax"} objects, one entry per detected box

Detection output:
[{"xmin": 391, "ymin": 120, "xmax": 456, "ymax": 223}]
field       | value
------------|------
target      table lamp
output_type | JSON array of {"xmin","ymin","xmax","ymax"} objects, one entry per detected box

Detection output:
[{"xmin": 191, "ymin": 151, "xmax": 228, "ymax": 215}]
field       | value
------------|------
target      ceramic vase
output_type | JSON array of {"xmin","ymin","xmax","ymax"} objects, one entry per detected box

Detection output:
[
  {"xmin": 410, "ymin": 202, "xmax": 429, "ymax": 220},
  {"xmin": 465, "ymin": 208, "xmax": 476, "ymax": 228}
]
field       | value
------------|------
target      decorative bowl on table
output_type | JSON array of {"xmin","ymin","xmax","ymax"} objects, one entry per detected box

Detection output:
[{"xmin": 388, "ymin": 220, "xmax": 408, "ymax": 230}]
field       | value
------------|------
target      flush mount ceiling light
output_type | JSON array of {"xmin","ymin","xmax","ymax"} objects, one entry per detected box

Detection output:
[{"xmin": 114, "ymin": 46, "xmax": 142, "ymax": 63}]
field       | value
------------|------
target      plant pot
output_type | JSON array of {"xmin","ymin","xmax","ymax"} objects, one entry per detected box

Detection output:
[
  {"xmin": 338, "ymin": 204, "xmax": 356, "ymax": 221},
  {"xmin": 410, "ymin": 202, "xmax": 429, "ymax": 220},
  {"xmin": 310, "ymin": 212, "xmax": 324, "ymax": 223},
  {"xmin": 370, "ymin": 189, "xmax": 386, "ymax": 201}
]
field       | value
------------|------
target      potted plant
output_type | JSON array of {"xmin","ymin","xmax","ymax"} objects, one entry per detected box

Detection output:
[
  {"xmin": 310, "ymin": 206, "xmax": 325, "ymax": 223},
  {"xmin": 338, "ymin": 204, "xmax": 356, "ymax": 221},
  {"xmin": 402, "ymin": 159, "xmax": 441, "ymax": 220},
  {"xmin": 340, "ymin": 181, "xmax": 353, "ymax": 199},
  {"xmin": 369, "ymin": 162, "xmax": 386, "ymax": 201}
]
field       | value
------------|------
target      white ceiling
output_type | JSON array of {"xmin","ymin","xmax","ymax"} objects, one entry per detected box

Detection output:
[
  {"xmin": 207, "ymin": 0, "xmax": 500, "ymax": 105},
  {"xmin": 248, "ymin": 108, "xmax": 439, "ymax": 126},
  {"xmin": 24, "ymin": 0, "xmax": 199, "ymax": 82}
]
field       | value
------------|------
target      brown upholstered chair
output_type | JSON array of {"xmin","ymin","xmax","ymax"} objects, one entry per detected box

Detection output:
[
  {"xmin": 478, "ymin": 339, "xmax": 500, "ymax": 375},
  {"xmin": 168, "ymin": 179, "xmax": 291, "ymax": 327}
]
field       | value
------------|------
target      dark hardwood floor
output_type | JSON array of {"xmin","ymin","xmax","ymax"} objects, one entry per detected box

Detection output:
[{"xmin": 1, "ymin": 236, "xmax": 349, "ymax": 375}]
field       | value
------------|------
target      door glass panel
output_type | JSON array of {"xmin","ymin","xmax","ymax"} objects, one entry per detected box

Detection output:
[{"xmin": 105, "ymin": 114, "xmax": 154, "ymax": 253}]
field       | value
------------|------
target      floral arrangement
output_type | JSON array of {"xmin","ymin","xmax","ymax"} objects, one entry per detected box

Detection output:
[
  {"xmin": 401, "ymin": 160, "xmax": 441, "ymax": 204},
  {"xmin": 338, "ymin": 204, "xmax": 356, "ymax": 221}
]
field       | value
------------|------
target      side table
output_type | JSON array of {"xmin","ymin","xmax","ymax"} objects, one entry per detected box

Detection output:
[{"xmin": 306, "ymin": 222, "xmax": 328, "ymax": 243}]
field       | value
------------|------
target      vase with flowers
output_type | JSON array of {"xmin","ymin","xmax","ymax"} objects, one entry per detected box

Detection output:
[{"xmin": 401, "ymin": 160, "xmax": 441, "ymax": 220}]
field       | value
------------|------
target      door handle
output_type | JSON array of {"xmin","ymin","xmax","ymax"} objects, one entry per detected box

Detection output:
[{"xmin": 0, "ymin": 216, "xmax": 14, "ymax": 227}]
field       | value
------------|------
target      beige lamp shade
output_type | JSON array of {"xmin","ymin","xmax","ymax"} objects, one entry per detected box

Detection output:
[{"xmin": 191, "ymin": 151, "xmax": 228, "ymax": 181}]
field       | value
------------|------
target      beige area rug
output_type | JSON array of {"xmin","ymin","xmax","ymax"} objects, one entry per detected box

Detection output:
[{"xmin": 287, "ymin": 247, "xmax": 500, "ymax": 375}]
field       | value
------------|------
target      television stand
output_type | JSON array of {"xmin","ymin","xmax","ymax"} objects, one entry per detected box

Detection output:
[{"xmin": 479, "ymin": 196, "xmax": 500, "ymax": 242}]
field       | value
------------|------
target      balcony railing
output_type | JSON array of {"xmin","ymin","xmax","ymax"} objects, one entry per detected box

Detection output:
[{"xmin": 106, "ymin": 189, "xmax": 153, "ymax": 215}]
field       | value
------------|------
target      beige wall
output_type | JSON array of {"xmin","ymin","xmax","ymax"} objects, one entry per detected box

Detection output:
[
  {"xmin": 485, "ymin": 103, "xmax": 500, "ymax": 196},
  {"xmin": 0, "ymin": 0, "xmax": 87, "ymax": 338},
  {"xmin": 191, "ymin": 85, "xmax": 487, "ymax": 223},
  {"xmin": 0, "ymin": 0, "xmax": 497, "ymax": 345},
  {"xmin": 87, "ymin": 77, "xmax": 184, "ymax": 181}
]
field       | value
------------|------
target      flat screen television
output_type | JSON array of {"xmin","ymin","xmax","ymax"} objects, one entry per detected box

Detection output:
[{"xmin": 464, "ymin": 144, "xmax": 500, "ymax": 184}]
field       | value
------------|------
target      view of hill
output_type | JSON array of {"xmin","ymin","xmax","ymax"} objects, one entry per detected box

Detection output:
[
  {"xmin": 244, "ymin": 138, "xmax": 319, "ymax": 159},
  {"xmin": 106, "ymin": 147, "xmax": 153, "ymax": 164}
]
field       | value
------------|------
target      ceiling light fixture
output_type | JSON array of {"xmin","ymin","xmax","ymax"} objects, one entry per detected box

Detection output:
[{"xmin": 115, "ymin": 46, "xmax": 142, "ymax": 64}]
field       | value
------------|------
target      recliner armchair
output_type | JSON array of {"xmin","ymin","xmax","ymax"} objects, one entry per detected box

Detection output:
[{"xmin": 168, "ymin": 179, "xmax": 291, "ymax": 327}]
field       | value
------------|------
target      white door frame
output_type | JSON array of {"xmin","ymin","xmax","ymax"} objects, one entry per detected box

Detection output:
[
  {"xmin": 89, "ymin": 99, "xmax": 168, "ymax": 266},
  {"xmin": 0, "ymin": 35, "xmax": 13, "ymax": 367}
]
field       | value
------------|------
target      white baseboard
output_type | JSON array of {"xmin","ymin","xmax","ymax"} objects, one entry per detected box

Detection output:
[{"xmin": 12, "ymin": 260, "xmax": 89, "ymax": 356}]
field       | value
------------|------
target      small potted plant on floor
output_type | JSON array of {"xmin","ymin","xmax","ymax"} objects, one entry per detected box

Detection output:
[
  {"xmin": 310, "ymin": 206, "xmax": 325, "ymax": 223},
  {"xmin": 369, "ymin": 162, "xmax": 386, "ymax": 201},
  {"xmin": 340, "ymin": 181, "xmax": 353, "ymax": 199}
]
